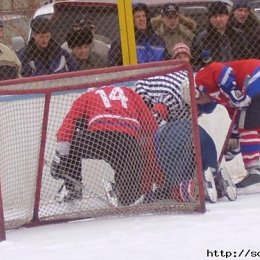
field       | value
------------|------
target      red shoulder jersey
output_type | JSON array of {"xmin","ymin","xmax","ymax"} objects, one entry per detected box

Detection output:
[
  {"xmin": 225, "ymin": 59, "xmax": 260, "ymax": 88},
  {"xmin": 57, "ymin": 86, "xmax": 157, "ymax": 142},
  {"xmin": 195, "ymin": 59, "xmax": 260, "ymax": 107}
]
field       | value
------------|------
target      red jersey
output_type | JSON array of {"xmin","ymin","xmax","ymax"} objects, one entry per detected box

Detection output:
[
  {"xmin": 57, "ymin": 86, "xmax": 157, "ymax": 142},
  {"xmin": 225, "ymin": 59, "xmax": 260, "ymax": 89},
  {"xmin": 195, "ymin": 59, "xmax": 260, "ymax": 107}
]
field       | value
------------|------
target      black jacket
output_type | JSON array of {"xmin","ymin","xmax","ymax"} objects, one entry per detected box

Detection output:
[{"xmin": 191, "ymin": 24, "xmax": 251, "ymax": 71}]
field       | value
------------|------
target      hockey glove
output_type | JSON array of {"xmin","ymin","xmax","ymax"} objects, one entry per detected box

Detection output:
[
  {"xmin": 195, "ymin": 85, "xmax": 205, "ymax": 99},
  {"xmin": 50, "ymin": 151, "xmax": 70, "ymax": 180},
  {"xmin": 229, "ymin": 90, "xmax": 251, "ymax": 109},
  {"xmin": 224, "ymin": 136, "xmax": 241, "ymax": 162},
  {"xmin": 152, "ymin": 103, "xmax": 169, "ymax": 125},
  {"xmin": 224, "ymin": 147, "xmax": 241, "ymax": 162}
]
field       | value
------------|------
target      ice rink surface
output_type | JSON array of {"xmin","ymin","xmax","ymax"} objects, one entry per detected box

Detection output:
[{"xmin": 1, "ymin": 193, "xmax": 260, "ymax": 260}]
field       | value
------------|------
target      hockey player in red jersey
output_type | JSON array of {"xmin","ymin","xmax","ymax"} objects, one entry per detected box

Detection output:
[
  {"xmin": 195, "ymin": 59, "xmax": 260, "ymax": 194},
  {"xmin": 50, "ymin": 86, "xmax": 163, "ymax": 205}
]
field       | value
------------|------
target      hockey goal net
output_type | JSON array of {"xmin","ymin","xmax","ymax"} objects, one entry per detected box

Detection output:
[{"xmin": 0, "ymin": 60, "xmax": 204, "ymax": 241}]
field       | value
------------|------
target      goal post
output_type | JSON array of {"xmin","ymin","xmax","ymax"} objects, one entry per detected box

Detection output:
[
  {"xmin": 0, "ymin": 60, "xmax": 205, "ymax": 241},
  {"xmin": 0, "ymin": 182, "xmax": 5, "ymax": 241}
]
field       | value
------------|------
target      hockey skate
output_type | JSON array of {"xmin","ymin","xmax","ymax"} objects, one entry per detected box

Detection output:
[
  {"xmin": 215, "ymin": 168, "xmax": 237, "ymax": 201},
  {"xmin": 55, "ymin": 183, "xmax": 83, "ymax": 203},
  {"xmin": 103, "ymin": 179, "xmax": 119, "ymax": 207},
  {"xmin": 236, "ymin": 168, "xmax": 260, "ymax": 195},
  {"xmin": 63, "ymin": 188, "xmax": 83, "ymax": 203},
  {"xmin": 54, "ymin": 184, "xmax": 68, "ymax": 203},
  {"xmin": 204, "ymin": 168, "xmax": 218, "ymax": 203}
]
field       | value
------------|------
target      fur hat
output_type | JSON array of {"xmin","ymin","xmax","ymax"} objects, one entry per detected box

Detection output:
[
  {"xmin": 232, "ymin": 0, "xmax": 250, "ymax": 11},
  {"xmin": 172, "ymin": 43, "xmax": 191, "ymax": 58},
  {"xmin": 31, "ymin": 17, "xmax": 51, "ymax": 33},
  {"xmin": 208, "ymin": 1, "xmax": 229, "ymax": 18},
  {"xmin": 66, "ymin": 28, "xmax": 93, "ymax": 49},
  {"xmin": 72, "ymin": 17, "xmax": 95, "ymax": 30}
]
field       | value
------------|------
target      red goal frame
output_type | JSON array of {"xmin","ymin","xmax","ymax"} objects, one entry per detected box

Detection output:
[{"xmin": 0, "ymin": 60, "xmax": 205, "ymax": 241}]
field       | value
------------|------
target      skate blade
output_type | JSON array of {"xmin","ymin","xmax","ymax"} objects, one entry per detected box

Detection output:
[
  {"xmin": 102, "ymin": 179, "xmax": 119, "ymax": 207},
  {"xmin": 54, "ymin": 184, "xmax": 68, "ymax": 204},
  {"xmin": 236, "ymin": 183, "xmax": 260, "ymax": 195},
  {"xmin": 204, "ymin": 168, "xmax": 217, "ymax": 203},
  {"xmin": 130, "ymin": 195, "xmax": 145, "ymax": 206},
  {"xmin": 220, "ymin": 168, "xmax": 237, "ymax": 201}
]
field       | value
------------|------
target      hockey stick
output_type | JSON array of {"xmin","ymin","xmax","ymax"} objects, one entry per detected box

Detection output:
[
  {"xmin": 217, "ymin": 75, "xmax": 251, "ymax": 168},
  {"xmin": 44, "ymin": 159, "xmax": 115, "ymax": 207}
]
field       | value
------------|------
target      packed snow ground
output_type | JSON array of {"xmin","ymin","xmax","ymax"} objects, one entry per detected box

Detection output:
[{"xmin": 1, "ymin": 193, "xmax": 260, "ymax": 260}]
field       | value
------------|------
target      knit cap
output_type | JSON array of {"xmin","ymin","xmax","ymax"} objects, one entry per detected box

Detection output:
[
  {"xmin": 232, "ymin": 0, "xmax": 250, "ymax": 11},
  {"xmin": 172, "ymin": 43, "xmax": 191, "ymax": 58},
  {"xmin": 31, "ymin": 17, "xmax": 51, "ymax": 33},
  {"xmin": 208, "ymin": 1, "xmax": 229, "ymax": 18}
]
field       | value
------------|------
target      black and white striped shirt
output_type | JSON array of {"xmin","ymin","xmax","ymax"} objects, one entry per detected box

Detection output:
[{"xmin": 135, "ymin": 71, "xmax": 191, "ymax": 121}]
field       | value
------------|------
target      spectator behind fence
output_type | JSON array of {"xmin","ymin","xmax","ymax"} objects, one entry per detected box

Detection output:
[
  {"xmin": 17, "ymin": 17, "xmax": 77, "ymax": 77},
  {"xmin": 0, "ymin": 19, "xmax": 11, "ymax": 48},
  {"xmin": 62, "ymin": 18, "xmax": 109, "ymax": 65},
  {"xmin": 151, "ymin": 3, "xmax": 196, "ymax": 55},
  {"xmin": 66, "ymin": 28, "xmax": 106, "ymax": 70},
  {"xmin": 191, "ymin": 1, "xmax": 251, "ymax": 71},
  {"xmin": 229, "ymin": 0, "xmax": 260, "ymax": 58},
  {"xmin": 0, "ymin": 42, "xmax": 21, "ymax": 80},
  {"xmin": 171, "ymin": 42, "xmax": 191, "ymax": 64},
  {"xmin": 109, "ymin": 3, "xmax": 167, "ymax": 66}
]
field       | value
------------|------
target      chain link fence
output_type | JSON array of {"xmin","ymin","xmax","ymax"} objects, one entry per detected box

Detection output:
[{"xmin": 0, "ymin": 0, "xmax": 259, "ymax": 79}]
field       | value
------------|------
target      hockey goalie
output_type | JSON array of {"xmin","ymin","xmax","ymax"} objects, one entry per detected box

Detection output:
[{"xmin": 135, "ymin": 70, "xmax": 237, "ymax": 203}]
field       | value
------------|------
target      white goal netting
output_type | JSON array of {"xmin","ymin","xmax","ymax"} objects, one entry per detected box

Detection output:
[{"xmin": 0, "ymin": 60, "xmax": 204, "ymax": 234}]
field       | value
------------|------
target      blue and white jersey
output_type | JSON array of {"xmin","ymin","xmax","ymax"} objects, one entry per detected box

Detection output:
[{"xmin": 135, "ymin": 71, "xmax": 190, "ymax": 121}]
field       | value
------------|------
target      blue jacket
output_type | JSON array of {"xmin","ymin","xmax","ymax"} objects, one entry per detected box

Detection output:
[
  {"xmin": 18, "ymin": 39, "xmax": 77, "ymax": 77},
  {"xmin": 135, "ymin": 30, "xmax": 167, "ymax": 64},
  {"xmin": 109, "ymin": 31, "xmax": 167, "ymax": 66}
]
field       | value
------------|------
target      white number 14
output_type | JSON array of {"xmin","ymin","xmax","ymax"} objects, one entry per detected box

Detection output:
[{"xmin": 95, "ymin": 87, "xmax": 128, "ymax": 109}]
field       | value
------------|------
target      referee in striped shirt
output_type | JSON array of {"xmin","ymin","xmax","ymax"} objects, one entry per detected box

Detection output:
[{"xmin": 135, "ymin": 71, "xmax": 191, "ymax": 124}]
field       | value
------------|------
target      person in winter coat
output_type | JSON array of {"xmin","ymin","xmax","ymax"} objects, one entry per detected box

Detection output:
[
  {"xmin": 191, "ymin": 1, "xmax": 251, "ymax": 71},
  {"xmin": 66, "ymin": 28, "xmax": 106, "ymax": 70},
  {"xmin": 229, "ymin": 0, "xmax": 260, "ymax": 59},
  {"xmin": 18, "ymin": 17, "xmax": 77, "ymax": 77},
  {"xmin": 109, "ymin": 3, "xmax": 167, "ymax": 66},
  {"xmin": 151, "ymin": 3, "xmax": 197, "ymax": 55},
  {"xmin": 0, "ymin": 42, "xmax": 21, "ymax": 80}
]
